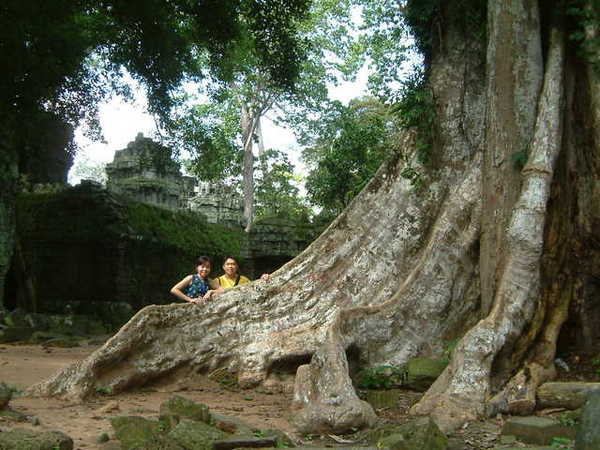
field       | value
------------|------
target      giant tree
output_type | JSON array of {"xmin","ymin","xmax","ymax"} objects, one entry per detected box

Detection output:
[
  {"xmin": 29, "ymin": 0, "xmax": 600, "ymax": 436},
  {"xmin": 0, "ymin": 0, "xmax": 311, "ymax": 309}
]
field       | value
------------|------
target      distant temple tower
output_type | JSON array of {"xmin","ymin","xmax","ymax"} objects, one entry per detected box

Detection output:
[{"xmin": 105, "ymin": 133, "xmax": 195, "ymax": 210}]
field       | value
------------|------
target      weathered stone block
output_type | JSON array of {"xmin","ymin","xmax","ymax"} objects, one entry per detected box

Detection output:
[
  {"xmin": 501, "ymin": 416, "xmax": 576, "ymax": 445},
  {"xmin": 537, "ymin": 382, "xmax": 600, "ymax": 410},
  {"xmin": 0, "ymin": 428, "xmax": 73, "ymax": 449},
  {"xmin": 159, "ymin": 394, "xmax": 213, "ymax": 428},
  {"xmin": 575, "ymin": 389, "xmax": 600, "ymax": 449},
  {"xmin": 109, "ymin": 415, "xmax": 182, "ymax": 450},
  {"xmin": 377, "ymin": 417, "xmax": 448, "ymax": 450},
  {"xmin": 168, "ymin": 418, "xmax": 227, "ymax": 450}
]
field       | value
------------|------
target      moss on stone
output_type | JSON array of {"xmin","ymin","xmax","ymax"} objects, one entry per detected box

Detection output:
[
  {"xmin": 168, "ymin": 419, "xmax": 227, "ymax": 450},
  {"xmin": 0, "ymin": 428, "xmax": 73, "ymax": 449},
  {"xmin": 159, "ymin": 395, "xmax": 213, "ymax": 426},
  {"xmin": 109, "ymin": 415, "xmax": 184, "ymax": 450}
]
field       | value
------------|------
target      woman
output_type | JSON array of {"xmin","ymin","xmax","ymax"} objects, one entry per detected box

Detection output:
[
  {"xmin": 215, "ymin": 256, "xmax": 271, "ymax": 288},
  {"xmin": 170, "ymin": 256, "xmax": 220, "ymax": 304}
]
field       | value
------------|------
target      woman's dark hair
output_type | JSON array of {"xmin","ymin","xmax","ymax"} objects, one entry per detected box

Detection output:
[{"xmin": 195, "ymin": 256, "xmax": 212, "ymax": 269}]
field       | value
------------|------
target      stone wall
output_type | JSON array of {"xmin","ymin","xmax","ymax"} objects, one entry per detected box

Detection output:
[{"xmin": 8, "ymin": 185, "xmax": 317, "ymax": 316}]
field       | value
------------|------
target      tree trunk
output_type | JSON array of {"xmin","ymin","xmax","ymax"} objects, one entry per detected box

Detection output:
[
  {"xmin": 241, "ymin": 104, "xmax": 255, "ymax": 233},
  {"xmin": 479, "ymin": 0, "xmax": 543, "ymax": 315},
  {"xmin": 27, "ymin": 0, "xmax": 600, "ymax": 436},
  {"xmin": 0, "ymin": 139, "xmax": 18, "ymax": 311}
]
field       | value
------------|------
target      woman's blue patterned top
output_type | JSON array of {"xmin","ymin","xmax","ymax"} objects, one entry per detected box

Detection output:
[{"xmin": 186, "ymin": 274, "xmax": 210, "ymax": 298}]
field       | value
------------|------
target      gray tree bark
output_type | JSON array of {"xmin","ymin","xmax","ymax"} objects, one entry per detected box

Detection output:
[
  {"xmin": 241, "ymin": 103, "xmax": 255, "ymax": 233},
  {"xmin": 27, "ymin": 0, "xmax": 600, "ymax": 437}
]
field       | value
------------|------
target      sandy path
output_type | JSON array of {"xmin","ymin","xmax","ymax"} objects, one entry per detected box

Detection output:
[{"xmin": 0, "ymin": 344, "xmax": 296, "ymax": 449}]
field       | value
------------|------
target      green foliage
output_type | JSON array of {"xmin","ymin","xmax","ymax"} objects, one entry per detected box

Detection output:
[
  {"xmin": 357, "ymin": 365, "xmax": 407, "ymax": 389},
  {"xmin": 592, "ymin": 358, "xmax": 600, "ymax": 375},
  {"xmin": 70, "ymin": 154, "xmax": 107, "ymax": 185},
  {"xmin": 255, "ymin": 150, "xmax": 312, "ymax": 222},
  {"xmin": 174, "ymin": 102, "xmax": 243, "ymax": 183},
  {"xmin": 567, "ymin": 0, "xmax": 600, "ymax": 72},
  {"xmin": 124, "ymin": 202, "xmax": 244, "ymax": 259},
  {"xmin": 95, "ymin": 385, "xmax": 113, "ymax": 396},
  {"xmin": 442, "ymin": 339, "xmax": 459, "ymax": 363},
  {"xmin": 558, "ymin": 409, "xmax": 581, "ymax": 427},
  {"xmin": 303, "ymin": 97, "xmax": 395, "ymax": 214},
  {"xmin": 2, "ymin": 0, "xmax": 312, "ymax": 169},
  {"xmin": 393, "ymin": 69, "xmax": 435, "ymax": 164},
  {"xmin": 550, "ymin": 436, "xmax": 574, "ymax": 448}
]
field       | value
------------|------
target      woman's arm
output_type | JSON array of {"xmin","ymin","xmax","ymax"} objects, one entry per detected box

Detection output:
[
  {"xmin": 170, "ymin": 275, "xmax": 200, "ymax": 303},
  {"xmin": 202, "ymin": 278, "xmax": 222, "ymax": 299}
]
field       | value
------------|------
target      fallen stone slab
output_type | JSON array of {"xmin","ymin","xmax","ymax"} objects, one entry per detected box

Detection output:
[
  {"xmin": 213, "ymin": 436, "xmax": 276, "ymax": 450},
  {"xmin": 501, "ymin": 416, "xmax": 576, "ymax": 445},
  {"xmin": 0, "ymin": 427, "xmax": 73, "ymax": 449},
  {"xmin": 537, "ymin": 382, "xmax": 600, "ymax": 410}
]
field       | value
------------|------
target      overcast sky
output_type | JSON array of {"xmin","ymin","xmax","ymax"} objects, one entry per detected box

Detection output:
[{"xmin": 68, "ymin": 66, "xmax": 370, "ymax": 185}]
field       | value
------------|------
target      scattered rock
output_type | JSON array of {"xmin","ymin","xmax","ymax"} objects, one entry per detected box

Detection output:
[
  {"xmin": 0, "ymin": 427, "xmax": 73, "ymax": 449},
  {"xmin": 261, "ymin": 428, "xmax": 296, "ymax": 448},
  {"xmin": 575, "ymin": 389, "xmax": 600, "ymax": 449},
  {"xmin": 97, "ymin": 432, "xmax": 110, "ymax": 443},
  {"xmin": 28, "ymin": 415, "xmax": 41, "ymax": 426},
  {"xmin": 501, "ymin": 416, "xmax": 576, "ymax": 445},
  {"xmin": 159, "ymin": 395, "xmax": 213, "ymax": 431},
  {"xmin": 167, "ymin": 418, "xmax": 227, "ymax": 449},
  {"xmin": 110, "ymin": 415, "xmax": 175, "ymax": 450},
  {"xmin": 377, "ymin": 417, "xmax": 448, "ymax": 450}
]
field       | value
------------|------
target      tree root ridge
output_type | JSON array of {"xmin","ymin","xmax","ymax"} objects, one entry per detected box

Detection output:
[{"xmin": 411, "ymin": 27, "xmax": 566, "ymax": 432}]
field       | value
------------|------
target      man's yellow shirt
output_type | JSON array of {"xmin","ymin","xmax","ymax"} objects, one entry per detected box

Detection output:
[{"xmin": 216, "ymin": 274, "xmax": 251, "ymax": 288}]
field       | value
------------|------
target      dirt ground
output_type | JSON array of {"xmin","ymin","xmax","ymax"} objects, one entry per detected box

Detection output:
[
  {"xmin": 0, "ymin": 343, "xmax": 512, "ymax": 450},
  {"xmin": 0, "ymin": 343, "xmax": 304, "ymax": 449}
]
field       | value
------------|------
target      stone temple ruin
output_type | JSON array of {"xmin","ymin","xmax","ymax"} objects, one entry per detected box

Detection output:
[
  {"xmin": 105, "ymin": 133, "xmax": 244, "ymax": 227},
  {"xmin": 104, "ymin": 134, "xmax": 315, "ymax": 270}
]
